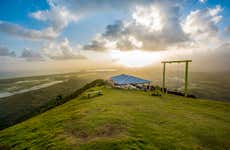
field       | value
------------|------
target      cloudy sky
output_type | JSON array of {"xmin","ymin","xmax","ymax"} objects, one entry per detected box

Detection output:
[{"xmin": 0, "ymin": 0, "xmax": 230, "ymax": 74}]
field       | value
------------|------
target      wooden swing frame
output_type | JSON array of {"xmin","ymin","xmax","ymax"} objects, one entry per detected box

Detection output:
[{"xmin": 161, "ymin": 60, "xmax": 192, "ymax": 96}]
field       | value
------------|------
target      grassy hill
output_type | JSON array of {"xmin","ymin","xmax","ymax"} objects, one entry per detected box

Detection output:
[
  {"xmin": 0, "ymin": 69, "xmax": 116, "ymax": 130},
  {"xmin": 0, "ymin": 78, "xmax": 88, "ymax": 130},
  {"xmin": 0, "ymin": 85, "xmax": 230, "ymax": 149}
]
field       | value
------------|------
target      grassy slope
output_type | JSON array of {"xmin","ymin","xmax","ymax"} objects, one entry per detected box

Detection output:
[
  {"xmin": 0, "ymin": 86, "xmax": 229, "ymax": 150},
  {"xmin": 0, "ymin": 78, "xmax": 87, "ymax": 129},
  {"xmin": 0, "ymin": 71, "xmax": 116, "ymax": 130}
]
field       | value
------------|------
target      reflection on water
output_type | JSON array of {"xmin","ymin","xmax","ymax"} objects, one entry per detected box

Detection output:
[{"xmin": 0, "ymin": 81, "xmax": 63, "ymax": 98}]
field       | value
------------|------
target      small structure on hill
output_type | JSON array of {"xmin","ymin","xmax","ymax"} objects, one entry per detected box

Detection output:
[{"xmin": 110, "ymin": 74, "xmax": 151, "ymax": 90}]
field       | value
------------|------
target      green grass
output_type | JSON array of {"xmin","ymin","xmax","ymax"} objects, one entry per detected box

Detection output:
[
  {"xmin": 0, "ymin": 71, "xmax": 117, "ymax": 130},
  {"xmin": 0, "ymin": 78, "xmax": 88, "ymax": 130},
  {"xmin": 0, "ymin": 86, "xmax": 229, "ymax": 150}
]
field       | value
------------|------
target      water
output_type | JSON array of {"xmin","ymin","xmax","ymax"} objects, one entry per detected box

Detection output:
[{"xmin": 0, "ymin": 81, "xmax": 63, "ymax": 98}]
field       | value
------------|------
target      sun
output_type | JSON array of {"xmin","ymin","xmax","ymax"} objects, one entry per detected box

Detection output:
[{"xmin": 110, "ymin": 50, "xmax": 161, "ymax": 67}]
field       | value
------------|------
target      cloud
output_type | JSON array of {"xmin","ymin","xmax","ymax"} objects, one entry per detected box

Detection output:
[
  {"xmin": 19, "ymin": 38, "xmax": 86, "ymax": 61},
  {"xmin": 46, "ymin": 0, "xmax": 151, "ymax": 13},
  {"xmin": 0, "ymin": 21, "xmax": 58, "ymax": 40},
  {"xmin": 0, "ymin": 39, "xmax": 86, "ymax": 61},
  {"xmin": 28, "ymin": 0, "xmax": 183, "ymax": 41},
  {"xmin": 1, "ymin": 0, "xmax": 183, "ymax": 41},
  {"xmin": 42, "ymin": 38, "xmax": 87, "ymax": 60},
  {"xmin": 182, "ymin": 5, "xmax": 223, "ymax": 47},
  {"xmin": 83, "ymin": 34, "xmax": 110, "ymax": 51},
  {"xmin": 83, "ymin": 40, "xmax": 107, "ymax": 51},
  {"xmin": 0, "ymin": 46, "xmax": 16, "ymax": 57},
  {"xmin": 29, "ymin": 0, "xmax": 150, "ymax": 40},
  {"xmin": 0, "ymin": 0, "xmax": 78, "ymax": 41},
  {"xmin": 48, "ymin": 0, "xmax": 183, "ymax": 12},
  {"xmin": 132, "ymin": 5, "xmax": 163, "ymax": 32},
  {"xmin": 84, "ymin": 4, "xmax": 189, "ymax": 51},
  {"xmin": 224, "ymin": 26, "xmax": 230, "ymax": 35},
  {"xmin": 30, "ymin": 0, "xmax": 79, "ymax": 32},
  {"xmin": 82, "ymin": 4, "xmax": 227, "ymax": 52},
  {"xmin": 28, "ymin": 0, "xmax": 140, "ymax": 41},
  {"xmin": 21, "ymin": 48, "xmax": 45, "ymax": 61}
]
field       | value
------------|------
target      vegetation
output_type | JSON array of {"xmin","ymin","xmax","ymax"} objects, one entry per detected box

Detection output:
[
  {"xmin": 0, "ymin": 77, "xmax": 105, "ymax": 130},
  {"xmin": 151, "ymin": 85, "xmax": 162, "ymax": 96},
  {"xmin": 1, "ymin": 70, "xmax": 230, "ymax": 131},
  {"xmin": 0, "ymin": 69, "xmax": 118, "ymax": 130},
  {"xmin": 0, "ymin": 85, "xmax": 229, "ymax": 149}
]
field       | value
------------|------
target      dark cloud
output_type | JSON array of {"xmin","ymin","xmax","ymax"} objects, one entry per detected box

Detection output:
[
  {"xmin": 103, "ymin": 21, "xmax": 127, "ymax": 38},
  {"xmin": 0, "ymin": 46, "xmax": 16, "ymax": 57},
  {"xmin": 83, "ymin": 40, "xmax": 107, "ymax": 51},
  {"xmin": 21, "ymin": 48, "xmax": 45, "ymax": 61}
]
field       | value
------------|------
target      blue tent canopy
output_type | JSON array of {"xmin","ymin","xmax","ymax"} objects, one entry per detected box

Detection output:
[{"xmin": 111, "ymin": 74, "xmax": 151, "ymax": 85}]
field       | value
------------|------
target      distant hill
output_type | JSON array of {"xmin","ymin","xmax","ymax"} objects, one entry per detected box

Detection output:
[{"xmin": 0, "ymin": 83, "xmax": 229, "ymax": 149}]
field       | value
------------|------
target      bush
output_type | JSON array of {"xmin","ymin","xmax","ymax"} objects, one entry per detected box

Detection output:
[{"xmin": 151, "ymin": 85, "xmax": 162, "ymax": 96}]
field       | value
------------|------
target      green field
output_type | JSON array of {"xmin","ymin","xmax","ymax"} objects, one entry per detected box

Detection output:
[{"xmin": 0, "ymin": 85, "xmax": 229, "ymax": 150}]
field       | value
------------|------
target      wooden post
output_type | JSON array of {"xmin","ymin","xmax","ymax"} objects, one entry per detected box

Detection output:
[
  {"xmin": 184, "ymin": 61, "xmax": 189, "ymax": 97},
  {"xmin": 162, "ymin": 62, "xmax": 166, "ymax": 93}
]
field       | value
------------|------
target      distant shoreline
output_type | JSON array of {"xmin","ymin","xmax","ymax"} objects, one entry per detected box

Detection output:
[{"xmin": 0, "ymin": 80, "xmax": 64, "ymax": 98}]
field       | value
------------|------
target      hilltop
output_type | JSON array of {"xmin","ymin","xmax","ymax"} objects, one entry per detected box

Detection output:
[{"xmin": 0, "ymin": 84, "xmax": 230, "ymax": 149}]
